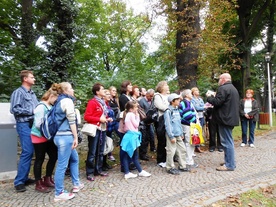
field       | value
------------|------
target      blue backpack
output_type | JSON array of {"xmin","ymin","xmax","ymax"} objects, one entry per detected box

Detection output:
[{"xmin": 40, "ymin": 96, "xmax": 65, "ymax": 140}]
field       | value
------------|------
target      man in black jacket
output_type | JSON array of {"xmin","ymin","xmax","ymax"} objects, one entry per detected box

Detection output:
[{"xmin": 206, "ymin": 73, "xmax": 239, "ymax": 171}]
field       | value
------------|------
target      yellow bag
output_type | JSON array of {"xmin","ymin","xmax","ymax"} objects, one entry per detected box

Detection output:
[{"xmin": 190, "ymin": 123, "xmax": 204, "ymax": 145}]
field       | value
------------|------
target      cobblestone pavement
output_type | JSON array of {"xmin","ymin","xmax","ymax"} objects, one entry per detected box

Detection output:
[{"xmin": 1, "ymin": 131, "xmax": 276, "ymax": 207}]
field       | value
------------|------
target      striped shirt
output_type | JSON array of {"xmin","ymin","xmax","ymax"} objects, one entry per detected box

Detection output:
[{"xmin": 10, "ymin": 86, "xmax": 39, "ymax": 122}]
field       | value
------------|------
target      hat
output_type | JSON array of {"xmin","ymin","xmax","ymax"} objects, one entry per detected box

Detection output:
[{"xmin": 168, "ymin": 93, "xmax": 181, "ymax": 103}]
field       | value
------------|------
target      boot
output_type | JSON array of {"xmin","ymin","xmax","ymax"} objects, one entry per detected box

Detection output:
[
  {"xmin": 43, "ymin": 176, "xmax": 55, "ymax": 187},
  {"xmin": 35, "ymin": 179, "xmax": 51, "ymax": 193}
]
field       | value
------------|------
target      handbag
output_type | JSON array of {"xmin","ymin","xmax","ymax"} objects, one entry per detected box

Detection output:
[
  {"xmin": 138, "ymin": 106, "xmax": 147, "ymax": 121},
  {"xmin": 190, "ymin": 123, "xmax": 204, "ymax": 146},
  {"xmin": 81, "ymin": 123, "xmax": 98, "ymax": 137},
  {"xmin": 104, "ymin": 136, "xmax": 114, "ymax": 155}
]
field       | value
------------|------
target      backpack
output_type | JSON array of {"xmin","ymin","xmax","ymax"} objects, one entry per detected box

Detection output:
[
  {"xmin": 144, "ymin": 94, "xmax": 161, "ymax": 124},
  {"xmin": 40, "ymin": 97, "xmax": 65, "ymax": 140},
  {"xmin": 156, "ymin": 108, "xmax": 172, "ymax": 138}
]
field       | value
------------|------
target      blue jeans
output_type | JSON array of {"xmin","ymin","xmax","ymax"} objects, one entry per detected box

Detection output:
[
  {"xmin": 86, "ymin": 130, "xmax": 106, "ymax": 176},
  {"xmin": 121, "ymin": 149, "xmax": 142, "ymax": 174},
  {"xmin": 14, "ymin": 122, "xmax": 34, "ymax": 186},
  {"xmin": 241, "ymin": 119, "xmax": 256, "ymax": 144},
  {"xmin": 218, "ymin": 125, "xmax": 236, "ymax": 170},
  {"xmin": 54, "ymin": 135, "xmax": 80, "ymax": 195}
]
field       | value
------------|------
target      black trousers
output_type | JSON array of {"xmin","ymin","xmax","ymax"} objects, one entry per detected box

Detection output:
[
  {"xmin": 155, "ymin": 121, "xmax": 166, "ymax": 164},
  {"xmin": 139, "ymin": 124, "xmax": 150, "ymax": 158},
  {"xmin": 208, "ymin": 119, "xmax": 222, "ymax": 149},
  {"xmin": 33, "ymin": 140, "xmax": 57, "ymax": 180}
]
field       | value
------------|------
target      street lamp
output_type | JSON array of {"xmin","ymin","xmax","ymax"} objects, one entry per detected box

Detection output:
[{"xmin": 265, "ymin": 52, "xmax": 273, "ymax": 127}]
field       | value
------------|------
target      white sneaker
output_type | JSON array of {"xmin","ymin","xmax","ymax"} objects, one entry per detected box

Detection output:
[
  {"xmin": 54, "ymin": 191, "xmax": 75, "ymax": 202},
  {"xmin": 192, "ymin": 153, "xmax": 197, "ymax": 157},
  {"xmin": 240, "ymin": 143, "xmax": 246, "ymax": 147},
  {"xmin": 124, "ymin": 172, "xmax": 137, "ymax": 179},
  {"xmin": 72, "ymin": 183, "xmax": 84, "ymax": 193},
  {"xmin": 158, "ymin": 162, "xmax": 166, "ymax": 168},
  {"xmin": 249, "ymin": 144, "xmax": 255, "ymax": 148},
  {"xmin": 138, "ymin": 170, "xmax": 151, "ymax": 177}
]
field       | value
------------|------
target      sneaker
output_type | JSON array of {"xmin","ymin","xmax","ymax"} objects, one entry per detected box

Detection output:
[
  {"xmin": 192, "ymin": 153, "xmax": 197, "ymax": 157},
  {"xmin": 54, "ymin": 191, "xmax": 75, "ymax": 202},
  {"xmin": 167, "ymin": 168, "xmax": 180, "ymax": 175},
  {"xmin": 124, "ymin": 172, "xmax": 137, "ymax": 179},
  {"xmin": 240, "ymin": 143, "xmax": 246, "ymax": 147},
  {"xmin": 249, "ymin": 144, "xmax": 255, "ymax": 148},
  {"xmin": 108, "ymin": 155, "xmax": 116, "ymax": 161},
  {"xmin": 15, "ymin": 184, "xmax": 26, "ymax": 192},
  {"xmin": 87, "ymin": 175, "xmax": 95, "ymax": 181},
  {"xmin": 157, "ymin": 162, "xmax": 166, "ymax": 168},
  {"xmin": 178, "ymin": 167, "xmax": 190, "ymax": 172},
  {"xmin": 216, "ymin": 165, "xmax": 234, "ymax": 171},
  {"xmin": 138, "ymin": 170, "xmax": 151, "ymax": 177},
  {"xmin": 187, "ymin": 163, "xmax": 199, "ymax": 168},
  {"xmin": 72, "ymin": 183, "xmax": 84, "ymax": 193}
]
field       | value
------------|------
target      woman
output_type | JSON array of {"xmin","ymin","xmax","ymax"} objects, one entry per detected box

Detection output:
[
  {"xmin": 179, "ymin": 89, "xmax": 198, "ymax": 169},
  {"xmin": 154, "ymin": 81, "xmax": 170, "ymax": 167},
  {"xmin": 240, "ymin": 89, "xmax": 259, "ymax": 148},
  {"xmin": 31, "ymin": 84, "xmax": 58, "ymax": 193},
  {"xmin": 191, "ymin": 87, "xmax": 206, "ymax": 153},
  {"xmin": 53, "ymin": 82, "xmax": 83, "ymax": 202},
  {"xmin": 84, "ymin": 83, "xmax": 112, "ymax": 181},
  {"xmin": 119, "ymin": 80, "xmax": 133, "ymax": 112}
]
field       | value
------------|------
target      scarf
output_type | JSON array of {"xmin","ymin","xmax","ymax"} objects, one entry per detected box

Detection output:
[{"xmin": 95, "ymin": 95, "xmax": 108, "ymax": 116}]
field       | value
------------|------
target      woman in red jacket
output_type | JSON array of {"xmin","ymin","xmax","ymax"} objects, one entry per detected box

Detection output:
[{"xmin": 84, "ymin": 83, "xmax": 113, "ymax": 181}]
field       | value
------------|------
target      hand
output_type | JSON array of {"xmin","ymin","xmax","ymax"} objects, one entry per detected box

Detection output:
[
  {"xmin": 171, "ymin": 138, "xmax": 176, "ymax": 143},
  {"xmin": 72, "ymin": 138, "xmax": 78, "ymax": 149},
  {"xmin": 100, "ymin": 114, "xmax": 107, "ymax": 123},
  {"xmin": 107, "ymin": 117, "xmax": 113, "ymax": 122}
]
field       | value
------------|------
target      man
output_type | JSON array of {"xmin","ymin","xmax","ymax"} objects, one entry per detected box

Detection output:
[
  {"xmin": 206, "ymin": 73, "xmax": 239, "ymax": 171},
  {"xmin": 10, "ymin": 70, "xmax": 39, "ymax": 192},
  {"xmin": 138, "ymin": 89, "xmax": 156, "ymax": 160}
]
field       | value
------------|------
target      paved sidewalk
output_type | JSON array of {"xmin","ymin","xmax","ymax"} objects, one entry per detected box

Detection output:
[{"xmin": 1, "ymin": 131, "xmax": 276, "ymax": 207}]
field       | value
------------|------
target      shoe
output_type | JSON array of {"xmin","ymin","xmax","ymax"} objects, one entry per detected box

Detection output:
[
  {"xmin": 54, "ymin": 191, "xmax": 75, "ymax": 202},
  {"xmin": 187, "ymin": 163, "xmax": 199, "ymax": 168},
  {"xmin": 96, "ymin": 172, "xmax": 108, "ymax": 177},
  {"xmin": 167, "ymin": 168, "xmax": 180, "ymax": 175},
  {"xmin": 140, "ymin": 156, "xmax": 149, "ymax": 161},
  {"xmin": 124, "ymin": 172, "xmax": 137, "ymax": 179},
  {"xmin": 35, "ymin": 179, "xmax": 51, "ymax": 193},
  {"xmin": 43, "ymin": 176, "xmax": 55, "ymax": 187},
  {"xmin": 192, "ymin": 153, "xmax": 197, "ymax": 157},
  {"xmin": 218, "ymin": 148, "xmax": 224, "ymax": 152},
  {"xmin": 209, "ymin": 148, "xmax": 215, "ymax": 152},
  {"xmin": 249, "ymin": 144, "xmax": 255, "ymax": 148},
  {"xmin": 178, "ymin": 167, "xmax": 190, "ymax": 172},
  {"xmin": 72, "ymin": 183, "xmax": 84, "ymax": 193},
  {"xmin": 102, "ymin": 163, "xmax": 112, "ymax": 171},
  {"xmin": 157, "ymin": 162, "xmax": 166, "ymax": 168},
  {"xmin": 108, "ymin": 155, "xmax": 116, "ymax": 162},
  {"xmin": 87, "ymin": 175, "xmax": 95, "ymax": 181},
  {"xmin": 25, "ymin": 178, "xmax": 35, "ymax": 186},
  {"xmin": 195, "ymin": 147, "xmax": 203, "ymax": 153},
  {"xmin": 138, "ymin": 170, "xmax": 151, "ymax": 177},
  {"xmin": 216, "ymin": 165, "xmax": 234, "ymax": 171},
  {"xmin": 15, "ymin": 184, "xmax": 26, "ymax": 192},
  {"xmin": 240, "ymin": 143, "xmax": 246, "ymax": 147}
]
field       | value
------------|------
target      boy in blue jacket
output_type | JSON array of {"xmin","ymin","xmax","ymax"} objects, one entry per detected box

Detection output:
[{"xmin": 164, "ymin": 93, "xmax": 190, "ymax": 175}]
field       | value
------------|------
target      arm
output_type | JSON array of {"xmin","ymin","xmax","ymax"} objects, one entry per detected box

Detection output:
[
  {"xmin": 10, "ymin": 90, "xmax": 33, "ymax": 116},
  {"xmin": 34, "ymin": 104, "xmax": 47, "ymax": 129},
  {"xmin": 129, "ymin": 112, "xmax": 140, "ymax": 129},
  {"xmin": 154, "ymin": 94, "xmax": 168, "ymax": 112},
  {"xmin": 191, "ymin": 98, "xmax": 205, "ymax": 111},
  {"xmin": 84, "ymin": 99, "xmax": 102, "ymax": 124},
  {"xmin": 164, "ymin": 109, "xmax": 173, "ymax": 139}
]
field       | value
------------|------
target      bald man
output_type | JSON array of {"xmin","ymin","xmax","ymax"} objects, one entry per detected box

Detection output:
[{"xmin": 206, "ymin": 73, "xmax": 239, "ymax": 171}]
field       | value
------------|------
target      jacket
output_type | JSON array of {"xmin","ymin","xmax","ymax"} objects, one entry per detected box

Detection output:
[
  {"xmin": 207, "ymin": 81, "xmax": 239, "ymax": 127},
  {"xmin": 240, "ymin": 99, "xmax": 259, "ymax": 122},
  {"xmin": 164, "ymin": 106, "xmax": 183, "ymax": 139},
  {"xmin": 179, "ymin": 99, "xmax": 197, "ymax": 126},
  {"xmin": 120, "ymin": 130, "xmax": 142, "ymax": 157},
  {"xmin": 84, "ymin": 98, "xmax": 104, "ymax": 126}
]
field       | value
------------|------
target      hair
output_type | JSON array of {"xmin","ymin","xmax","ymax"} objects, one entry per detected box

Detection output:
[
  {"xmin": 156, "ymin": 81, "xmax": 167, "ymax": 93},
  {"xmin": 146, "ymin": 88, "xmax": 155, "ymax": 95},
  {"xmin": 92, "ymin": 82, "xmax": 104, "ymax": 95},
  {"xmin": 41, "ymin": 83, "xmax": 59, "ymax": 101},
  {"xmin": 122, "ymin": 100, "xmax": 139, "ymax": 121},
  {"xmin": 181, "ymin": 89, "xmax": 191, "ymax": 99},
  {"xmin": 55, "ymin": 82, "xmax": 71, "ymax": 95},
  {"xmin": 191, "ymin": 87, "xmax": 198, "ymax": 95},
  {"xmin": 246, "ymin": 89, "xmax": 254, "ymax": 96},
  {"xmin": 120, "ymin": 80, "xmax": 131, "ymax": 95},
  {"xmin": 20, "ymin": 70, "xmax": 33, "ymax": 82},
  {"xmin": 130, "ymin": 85, "xmax": 139, "ymax": 96}
]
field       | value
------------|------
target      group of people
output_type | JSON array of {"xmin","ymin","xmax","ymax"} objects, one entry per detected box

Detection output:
[{"xmin": 10, "ymin": 70, "xmax": 260, "ymax": 201}]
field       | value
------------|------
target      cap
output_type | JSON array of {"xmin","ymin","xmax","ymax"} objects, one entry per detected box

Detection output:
[{"xmin": 168, "ymin": 93, "xmax": 181, "ymax": 103}]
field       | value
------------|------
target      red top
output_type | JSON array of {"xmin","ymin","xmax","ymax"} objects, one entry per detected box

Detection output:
[{"xmin": 84, "ymin": 98, "xmax": 104, "ymax": 126}]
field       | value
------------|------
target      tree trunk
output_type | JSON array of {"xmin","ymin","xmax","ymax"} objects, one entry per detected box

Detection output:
[{"xmin": 176, "ymin": 0, "xmax": 200, "ymax": 90}]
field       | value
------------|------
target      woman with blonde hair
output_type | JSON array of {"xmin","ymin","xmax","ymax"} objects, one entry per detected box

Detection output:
[{"xmin": 31, "ymin": 84, "xmax": 59, "ymax": 193}]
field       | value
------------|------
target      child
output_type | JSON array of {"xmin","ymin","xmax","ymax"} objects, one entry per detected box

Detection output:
[
  {"xmin": 164, "ymin": 93, "xmax": 190, "ymax": 175},
  {"xmin": 120, "ymin": 101, "xmax": 151, "ymax": 179}
]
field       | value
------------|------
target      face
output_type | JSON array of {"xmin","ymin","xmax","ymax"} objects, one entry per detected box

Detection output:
[
  {"xmin": 127, "ymin": 84, "xmax": 133, "ymax": 93},
  {"xmin": 65, "ymin": 84, "xmax": 74, "ymax": 97},
  {"xmin": 193, "ymin": 88, "xmax": 199, "ymax": 96},
  {"xmin": 134, "ymin": 88, "xmax": 140, "ymax": 97},
  {"xmin": 146, "ymin": 92, "xmax": 154, "ymax": 101},
  {"xmin": 104, "ymin": 90, "xmax": 111, "ymax": 101},
  {"xmin": 110, "ymin": 87, "xmax": 117, "ymax": 97},
  {"xmin": 24, "ymin": 73, "xmax": 35, "ymax": 86},
  {"xmin": 218, "ymin": 76, "xmax": 224, "ymax": 86},
  {"xmin": 246, "ymin": 92, "xmax": 253, "ymax": 99},
  {"xmin": 172, "ymin": 98, "xmax": 180, "ymax": 106},
  {"xmin": 185, "ymin": 90, "xmax": 193, "ymax": 100},
  {"xmin": 140, "ymin": 88, "xmax": 147, "ymax": 96},
  {"xmin": 162, "ymin": 83, "xmax": 170, "ymax": 94},
  {"xmin": 97, "ymin": 86, "xmax": 105, "ymax": 98}
]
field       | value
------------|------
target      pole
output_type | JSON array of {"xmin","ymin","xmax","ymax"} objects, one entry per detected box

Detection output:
[{"xmin": 267, "ymin": 61, "xmax": 273, "ymax": 127}]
